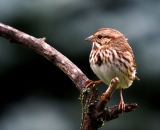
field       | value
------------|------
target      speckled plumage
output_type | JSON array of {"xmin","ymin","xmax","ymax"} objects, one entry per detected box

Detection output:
[{"xmin": 85, "ymin": 28, "xmax": 138, "ymax": 111}]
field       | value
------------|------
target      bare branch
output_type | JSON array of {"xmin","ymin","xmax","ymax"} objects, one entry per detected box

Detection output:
[
  {"xmin": 80, "ymin": 78, "xmax": 138, "ymax": 129},
  {"xmin": 0, "ymin": 23, "xmax": 88, "ymax": 91},
  {"xmin": 95, "ymin": 77, "xmax": 120, "ymax": 112}
]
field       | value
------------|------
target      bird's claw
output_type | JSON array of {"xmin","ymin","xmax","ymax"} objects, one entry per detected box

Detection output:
[
  {"xmin": 118, "ymin": 100, "xmax": 125, "ymax": 113},
  {"xmin": 86, "ymin": 79, "xmax": 102, "ymax": 87}
]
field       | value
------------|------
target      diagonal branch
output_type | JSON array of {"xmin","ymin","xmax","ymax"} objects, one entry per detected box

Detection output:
[
  {"xmin": 0, "ymin": 23, "xmax": 137, "ymax": 130},
  {"xmin": 95, "ymin": 77, "xmax": 120, "ymax": 112},
  {"xmin": 0, "ymin": 23, "xmax": 88, "ymax": 91}
]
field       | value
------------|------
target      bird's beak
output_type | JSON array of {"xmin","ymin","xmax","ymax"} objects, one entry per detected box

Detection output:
[{"xmin": 85, "ymin": 35, "xmax": 94, "ymax": 42}]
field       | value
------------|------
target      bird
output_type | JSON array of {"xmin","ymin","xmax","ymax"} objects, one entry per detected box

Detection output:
[{"xmin": 85, "ymin": 28, "xmax": 139, "ymax": 112}]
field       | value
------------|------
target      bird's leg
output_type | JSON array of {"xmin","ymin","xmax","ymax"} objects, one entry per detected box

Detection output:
[
  {"xmin": 86, "ymin": 79, "xmax": 102, "ymax": 87},
  {"xmin": 118, "ymin": 88, "xmax": 125, "ymax": 112}
]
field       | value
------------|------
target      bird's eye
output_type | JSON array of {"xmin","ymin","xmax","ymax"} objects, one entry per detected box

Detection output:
[{"xmin": 97, "ymin": 35, "xmax": 102, "ymax": 39}]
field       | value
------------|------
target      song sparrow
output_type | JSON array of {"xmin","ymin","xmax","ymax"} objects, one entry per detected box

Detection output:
[{"xmin": 85, "ymin": 28, "xmax": 139, "ymax": 112}]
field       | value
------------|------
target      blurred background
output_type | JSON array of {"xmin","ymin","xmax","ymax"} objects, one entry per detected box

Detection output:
[{"xmin": 0, "ymin": 0, "xmax": 160, "ymax": 130}]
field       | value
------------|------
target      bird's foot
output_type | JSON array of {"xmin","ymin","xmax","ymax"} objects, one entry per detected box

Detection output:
[
  {"xmin": 86, "ymin": 79, "xmax": 102, "ymax": 87},
  {"xmin": 118, "ymin": 100, "xmax": 125, "ymax": 113}
]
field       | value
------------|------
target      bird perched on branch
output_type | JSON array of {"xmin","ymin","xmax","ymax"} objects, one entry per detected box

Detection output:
[{"xmin": 85, "ymin": 28, "xmax": 139, "ymax": 112}]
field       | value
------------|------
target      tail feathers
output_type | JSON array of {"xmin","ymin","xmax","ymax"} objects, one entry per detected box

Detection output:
[{"xmin": 135, "ymin": 76, "xmax": 140, "ymax": 81}]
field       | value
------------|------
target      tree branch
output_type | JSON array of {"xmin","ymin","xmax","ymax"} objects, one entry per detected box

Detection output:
[
  {"xmin": 0, "ymin": 23, "xmax": 87, "ymax": 91},
  {"xmin": 0, "ymin": 23, "xmax": 137, "ymax": 130}
]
